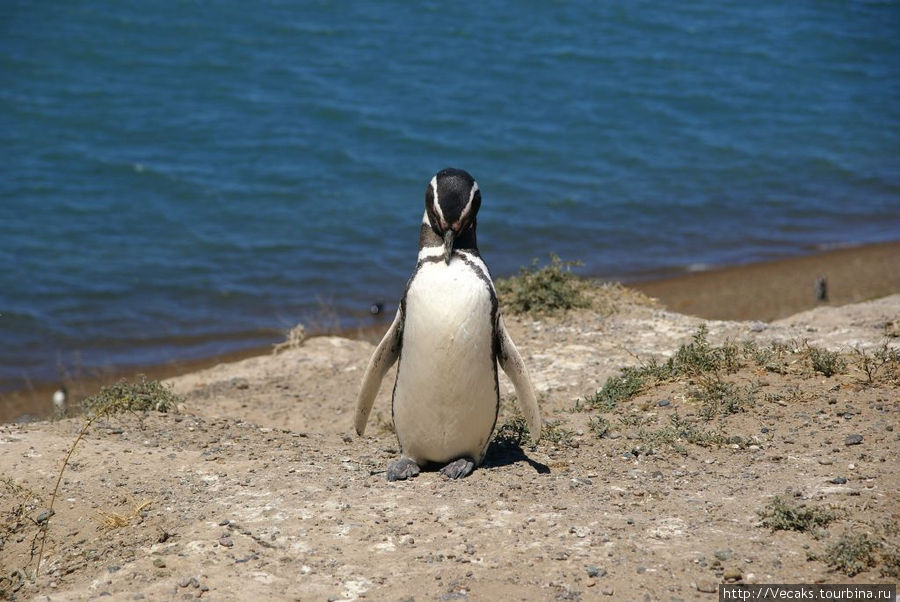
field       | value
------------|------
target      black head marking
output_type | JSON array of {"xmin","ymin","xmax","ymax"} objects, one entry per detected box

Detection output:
[{"xmin": 425, "ymin": 167, "xmax": 481, "ymax": 236}]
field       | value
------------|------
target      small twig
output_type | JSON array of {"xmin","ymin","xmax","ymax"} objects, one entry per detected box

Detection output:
[{"xmin": 35, "ymin": 400, "xmax": 115, "ymax": 578}]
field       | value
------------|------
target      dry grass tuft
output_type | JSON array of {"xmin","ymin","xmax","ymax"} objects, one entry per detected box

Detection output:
[
  {"xmin": 273, "ymin": 323, "xmax": 307, "ymax": 354},
  {"xmin": 98, "ymin": 500, "xmax": 153, "ymax": 531}
]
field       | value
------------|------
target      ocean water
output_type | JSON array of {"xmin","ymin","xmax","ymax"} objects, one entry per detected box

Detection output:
[{"xmin": 1, "ymin": 1, "xmax": 898, "ymax": 390}]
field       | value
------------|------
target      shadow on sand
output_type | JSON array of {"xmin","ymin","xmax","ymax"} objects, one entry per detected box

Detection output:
[{"xmin": 483, "ymin": 441, "xmax": 550, "ymax": 474}]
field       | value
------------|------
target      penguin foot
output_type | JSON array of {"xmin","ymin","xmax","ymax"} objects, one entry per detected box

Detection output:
[
  {"xmin": 440, "ymin": 457, "xmax": 475, "ymax": 480},
  {"xmin": 386, "ymin": 457, "xmax": 421, "ymax": 481}
]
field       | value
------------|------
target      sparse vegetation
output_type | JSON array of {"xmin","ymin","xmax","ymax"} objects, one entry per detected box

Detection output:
[
  {"xmin": 632, "ymin": 413, "xmax": 745, "ymax": 456},
  {"xmin": 822, "ymin": 533, "xmax": 880, "ymax": 576},
  {"xmin": 668, "ymin": 325, "xmax": 741, "ymax": 377},
  {"xmin": 583, "ymin": 325, "xmax": 748, "ymax": 411},
  {"xmin": 496, "ymin": 254, "xmax": 590, "ymax": 316},
  {"xmin": 541, "ymin": 419, "xmax": 575, "ymax": 448},
  {"xmin": 33, "ymin": 377, "xmax": 181, "ymax": 578},
  {"xmin": 806, "ymin": 344, "xmax": 846, "ymax": 377},
  {"xmin": 493, "ymin": 413, "xmax": 530, "ymax": 447},
  {"xmin": 588, "ymin": 415, "xmax": 611, "ymax": 439},
  {"xmin": 758, "ymin": 496, "xmax": 840, "ymax": 537},
  {"xmin": 809, "ymin": 525, "xmax": 900, "ymax": 578},
  {"xmin": 854, "ymin": 341, "xmax": 900, "ymax": 386},
  {"xmin": 585, "ymin": 368, "xmax": 648, "ymax": 411},
  {"xmin": 81, "ymin": 376, "xmax": 182, "ymax": 415},
  {"xmin": 694, "ymin": 377, "xmax": 758, "ymax": 420}
]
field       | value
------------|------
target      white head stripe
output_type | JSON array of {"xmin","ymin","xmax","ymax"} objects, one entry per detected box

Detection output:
[
  {"xmin": 457, "ymin": 181, "xmax": 479, "ymax": 226},
  {"xmin": 429, "ymin": 175, "xmax": 447, "ymax": 230}
]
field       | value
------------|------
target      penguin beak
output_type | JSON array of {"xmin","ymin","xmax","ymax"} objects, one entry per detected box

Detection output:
[{"xmin": 442, "ymin": 229, "xmax": 455, "ymax": 264}]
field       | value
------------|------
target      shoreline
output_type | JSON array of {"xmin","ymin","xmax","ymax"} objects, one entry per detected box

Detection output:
[
  {"xmin": 629, "ymin": 240, "xmax": 899, "ymax": 322},
  {"xmin": 2, "ymin": 240, "xmax": 898, "ymax": 424}
]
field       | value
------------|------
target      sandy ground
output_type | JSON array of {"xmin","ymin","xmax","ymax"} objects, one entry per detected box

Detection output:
[{"xmin": 2, "ymin": 287, "xmax": 898, "ymax": 601}]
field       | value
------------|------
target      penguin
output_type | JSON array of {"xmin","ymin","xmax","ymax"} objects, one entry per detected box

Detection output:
[
  {"xmin": 52, "ymin": 387, "xmax": 68, "ymax": 415},
  {"xmin": 355, "ymin": 168, "xmax": 542, "ymax": 481}
]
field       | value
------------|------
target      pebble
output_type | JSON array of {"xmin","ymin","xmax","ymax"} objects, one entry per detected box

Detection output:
[
  {"xmin": 696, "ymin": 580, "xmax": 717, "ymax": 593},
  {"xmin": 818, "ymin": 458, "xmax": 833, "ymax": 465},
  {"xmin": 713, "ymin": 549, "xmax": 733, "ymax": 561},
  {"xmin": 723, "ymin": 567, "xmax": 742, "ymax": 582},
  {"xmin": 586, "ymin": 566, "xmax": 606, "ymax": 578},
  {"xmin": 845, "ymin": 434, "xmax": 863, "ymax": 445},
  {"xmin": 658, "ymin": 399, "xmax": 670, "ymax": 407},
  {"xmin": 828, "ymin": 477, "xmax": 848, "ymax": 484},
  {"xmin": 218, "ymin": 537, "xmax": 234, "ymax": 548},
  {"xmin": 36, "ymin": 509, "xmax": 55, "ymax": 524},
  {"xmin": 152, "ymin": 558, "xmax": 166, "ymax": 568}
]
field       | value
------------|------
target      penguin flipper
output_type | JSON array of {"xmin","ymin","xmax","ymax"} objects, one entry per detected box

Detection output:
[
  {"xmin": 496, "ymin": 316, "xmax": 542, "ymax": 443},
  {"xmin": 355, "ymin": 308, "xmax": 403, "ymax": 436}
]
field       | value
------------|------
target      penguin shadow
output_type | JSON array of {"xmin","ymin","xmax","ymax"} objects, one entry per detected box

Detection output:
[{"xmin": 483, "ymin": 441, "xmax": 551, "ymax": 474}]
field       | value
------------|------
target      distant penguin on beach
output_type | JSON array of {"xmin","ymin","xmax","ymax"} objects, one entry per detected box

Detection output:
[
  {"xmin": 815, "ymin": 276, "xmax": 828, "ymax": 302},
  {"xmin": 355, "ymin": 168, "xmax": 542, "ymax": 481},
  {"xmin": 52, "ymin": 387, "xmax": 67, "ymax": 415}
]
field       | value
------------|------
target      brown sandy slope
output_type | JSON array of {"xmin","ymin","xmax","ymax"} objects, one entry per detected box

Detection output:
[{"xmin": 1, "ymin": 291, "xmax": 898, "ymax": 600}]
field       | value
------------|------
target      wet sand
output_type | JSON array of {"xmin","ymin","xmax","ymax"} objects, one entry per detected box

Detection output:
[
  {"xmin": 630, "ymin": 241, "xmax": 900, "ymax": 322},
  {"xmin": 2, "ymin": 240, "xmax": 898, "ymax": 424}
]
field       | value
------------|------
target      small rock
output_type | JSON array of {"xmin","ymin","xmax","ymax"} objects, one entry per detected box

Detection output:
[
  {"xmin": 818, "ymin": 458, "xmax": 833, "ymax": 465},
  {"xmin": 696, "ymin": 580, "xmax": 717, "ymax": 593},
  {"xmin": 179, "ymin": 577, "xmax": 192, "ymax": 588},
  {"xmin": 845, "ymin": 434, "xmax": 863, "ymax": 445},
  {"xmin": 723, "ymin": 567, "xmax": 742, "ymax": 582},
  {"xmin": 152, "ymin": 558, "xmax": 166, "ymax": 568},
  {"xmin": 828, "ymin": 477, "xmax": 848, "ymax": 484},
  {"xmin": 586, "ymin": 565, "xmax": 606, "ymax": 578},
  {"xmin": 749, "ymin": 321, "xmax": 766, "ymax": 332},
  {"xmin": 218, "ymin": 519, "xmax": 230, "ymax": 526},
  {"xmin": 35, "ymin": 509, "xmax": 55, "ymax": 524},
  {"xmin": 658, "ymin": 399, "xmax": 670, "ymax": 407},
  {"xmin": 107, "ymin": 565, "xmax": 121, "ymax": 573},
  {"xmin": 218, "ymin": 537, "xmax": 234, "ymax": 548},
  {"xmin": 713, "ymin": 549, "xmax": 733, "ymax": 561}
]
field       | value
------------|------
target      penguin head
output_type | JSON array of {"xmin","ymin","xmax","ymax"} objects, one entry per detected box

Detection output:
[{"xmin": 425, "ymin": 168, "xmax": 481, "ymax": 264}]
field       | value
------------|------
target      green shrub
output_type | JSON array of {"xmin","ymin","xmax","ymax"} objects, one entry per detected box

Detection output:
[
  {"xmin": 758, "ymin": 496, "xmax": 839, "ymax": 536},
  {"xmin": 496, "ymin": 254, "xmax": 590, "ymax": 316},
  {"xmin": 81, "ymin": 376, "xmax": 182, "ymax": 415}
]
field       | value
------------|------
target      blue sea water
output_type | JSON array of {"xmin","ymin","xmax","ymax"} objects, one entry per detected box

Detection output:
[{"xmin": 1, "ymin": 1, "xmax": 899, "ymax": 390}]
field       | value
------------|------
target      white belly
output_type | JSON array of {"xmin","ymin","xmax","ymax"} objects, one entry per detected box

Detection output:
[{"xmin": 393, "ymin": 256, "xmax": 497, "ymax": 465}]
